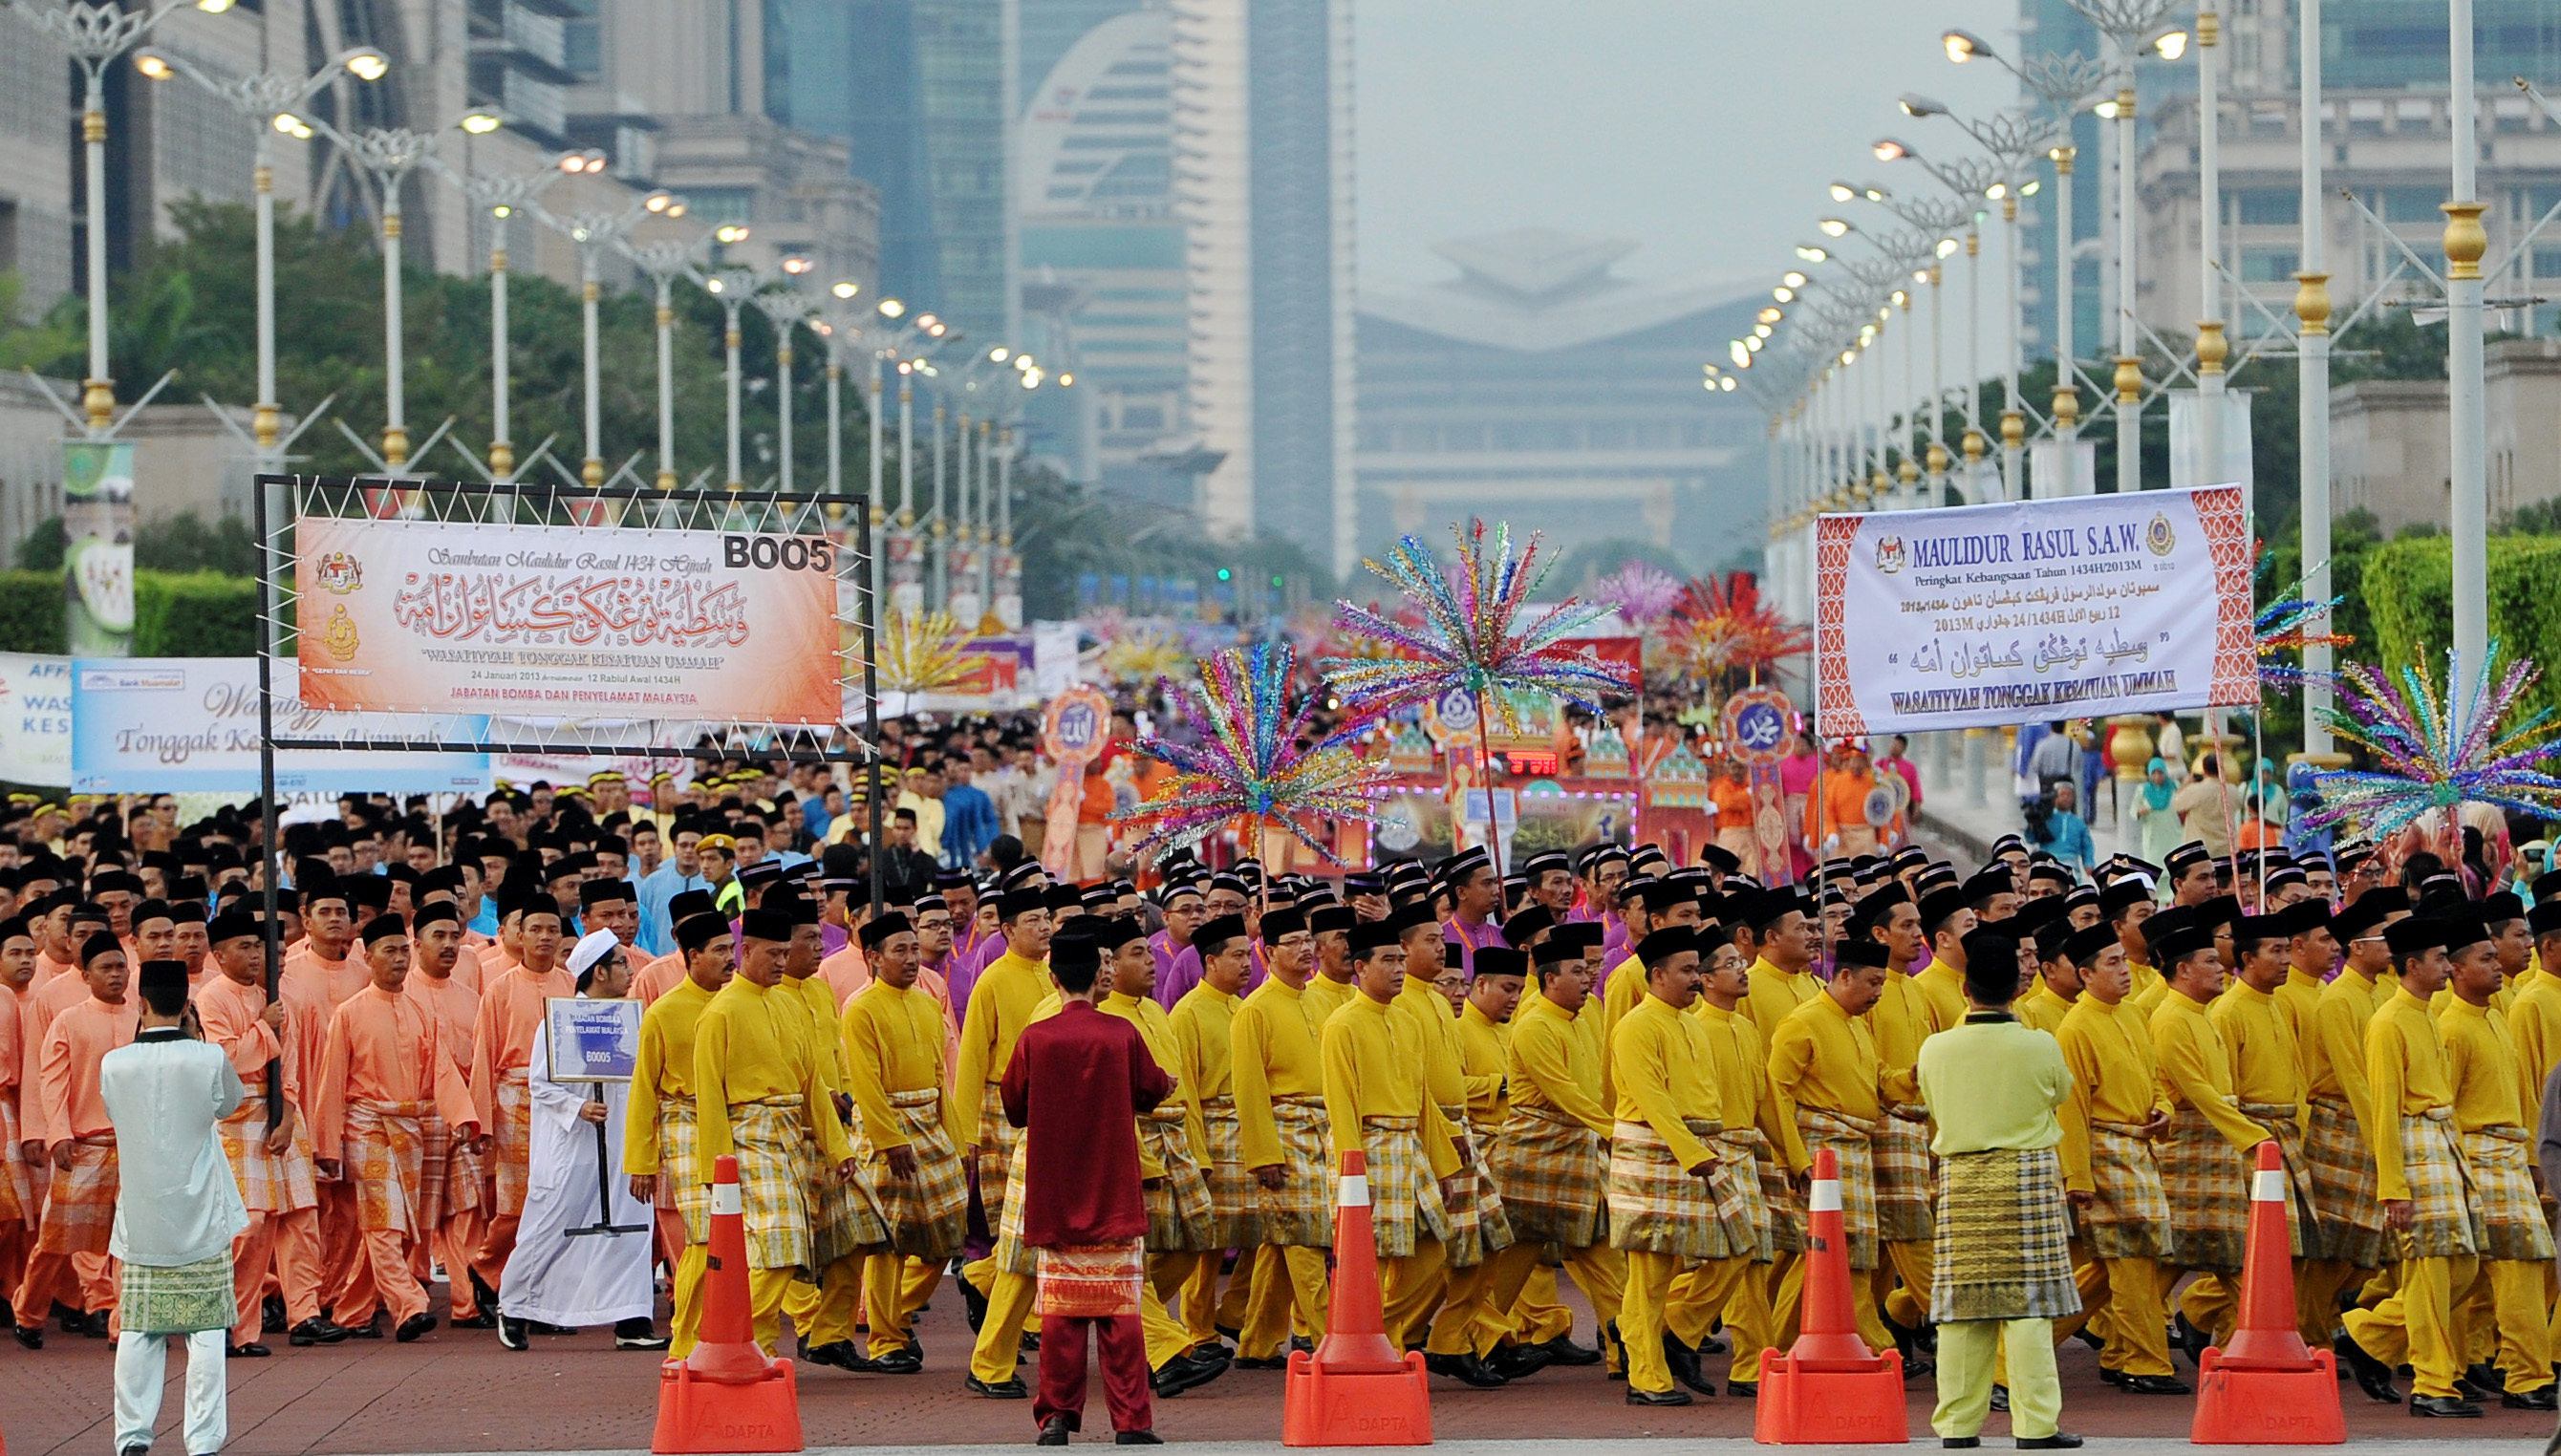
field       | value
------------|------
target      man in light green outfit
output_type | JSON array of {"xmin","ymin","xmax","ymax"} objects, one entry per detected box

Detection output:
[{"xmin": 1914, "ymin": 928, "xmax": 2081, "ymax": 1450}]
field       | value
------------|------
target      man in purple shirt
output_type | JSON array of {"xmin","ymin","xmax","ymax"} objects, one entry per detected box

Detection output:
[
  {"xmin": 948, "ymin": 861, "xmax": 1046, "ymax": 1019},
  {"xmin": 1438, "ymin": 846, "xmax": 1503, "ymax": 974},
  {"xmin": 1154, "ymin": 873, "xmax": 1252, "ymax": 1008},
  {"xmin": 1146, "ymin": 879, "xmax": 1206, "ymax": 990}
]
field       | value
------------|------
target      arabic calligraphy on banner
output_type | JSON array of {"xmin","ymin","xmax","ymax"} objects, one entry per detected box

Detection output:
[
  {"xmin": 1814, "ymin": 484, "xmax": 2257, "ymax": 735},
  {"xmin": 293, "ymin": 515, "xmax": 844, "ymax": 723}
]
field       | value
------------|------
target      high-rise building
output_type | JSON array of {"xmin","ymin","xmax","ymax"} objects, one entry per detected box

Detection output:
[{"xmin": 1173, "ymin": 0, "xmax": 1356, "ymax": 573}]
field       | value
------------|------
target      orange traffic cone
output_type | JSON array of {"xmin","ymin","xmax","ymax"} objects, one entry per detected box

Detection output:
[
  {"xmin": 1754, "ymin": 1146, "xmax": 1906, "ymax": 1444},
  {"xmin": 2190, "ymin": 1142, "xmax": 2344, "ymax": 1444},
  {"xmin": 652, "ymin": 1155, "xmax": 805, "ymax": 1454},
  {"xmin": 1281, "ymin": 1148, "xmax": 1432, "ymax": 1445}
]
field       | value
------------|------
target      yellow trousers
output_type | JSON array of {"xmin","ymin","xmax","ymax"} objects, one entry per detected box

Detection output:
[
  {"xmin": 1703, "ymin": 1257, "xmax": 1775, "ymax": 1381},
  {"xmin": 1237, "ymin": 1245, "xmax": 1331, "ymax": 1359},
  {"xmin": 1935, "ymin": 1318, "xmax": 2061, "ymax": 1441},
  {"xmin": 861, "ymin": 1253, "xmax": 942, "ymax": 1359},
  {"xmin": 2178, "ymin": 1269, "xmax": 2239, "ymax": 1348},
  {"xmin": 747, "ymin": 1267, "xmax": 794, "ymax": 1355},
  {"xmin": 669, "ymin": 1244, "xmax": 709, "ymax": 1357},
  {"xmin": 1878, "ymin": 1238, "xmax": 1934, "ymax": 1333},
  {"xmin": 1144, "ymin": 1253, "xmax": 1204, "ymax": 1368},
  {"xmin": 2343, "ymin": 1254, "xmax": 2478, "ymax": 1400},
  {"xmin": 1499, "ymin": 1262, "xmax": 1574, "ymax": 1346},
  {"xmin": 1380, "ymin": 1240, "xmax": 1447, "ymax": 1351},
  {"xmin": 1424, "ymin": 1256, "xmax": 1499, "ymax": 1356},
  {"xmin": 1621, "ymin": 1250, "xmax": 1686, "ymax": 1396},
  {"xmin": 966, "ymin": 1268, "xmax": 1039, "ymax": 1383},
  {"xmin": 2470, "ymin": 1259, "xmax": 2554, "ymax": 1393},
  {"xmin": 782, "ymin": 1254, "xmax": 866, "ymax": 1348},
  {"xmin": 1482, "ymin": 1241, "xmax": 1624, "ymax": 1360},
  {"xmin": 2083, "ymin": 1255, "xmax": 2175, "ymax": 1378}
]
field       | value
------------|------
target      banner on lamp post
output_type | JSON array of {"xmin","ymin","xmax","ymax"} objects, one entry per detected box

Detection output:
[
  {"xmin": 2166, "ymin": 389, "xmax": 2254, "ymax": 508},
  {"xmin": 61, "ymin": 441, "xmax": 135, "ymax": 658},
  {"xmin": 1813, "ymin": 484, "xmax": 2258, "ymax": 735}
]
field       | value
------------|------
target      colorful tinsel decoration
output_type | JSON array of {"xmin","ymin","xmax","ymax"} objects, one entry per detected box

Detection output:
[
  {"xmin": 1100, "ymin": 626, "xmax": 1190, "ymax": 685},
  {"xmin": 2300, "ymin": 641, "xmax": 2561, "ymax": 837},
  {"xmin": 1590, "ymin": 561, "xmax": 1687, "ymax": 628},
  {"xmin": 1666, "ymin": 571, "xmax": 1813, "ymax": 682},
  {"xmin": 876, "ymin": 610, "xmax": 978, "ymax": 696},
  {"xmin": 1319, "ymin": 520, "xmax": 1638, "ymax": 731},
  {"xmin": 1111, "ymin": 640, "xmax": 1388, "ymax": 863},
  {"xmin": 2250, "ymin": 541, "xmax": 2354, "ymax": 688}
]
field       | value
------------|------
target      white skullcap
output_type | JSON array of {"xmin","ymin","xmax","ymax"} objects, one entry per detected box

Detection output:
[{"xmin": 567, "ymin": 928, "xmax": 621, "ymax": 980}]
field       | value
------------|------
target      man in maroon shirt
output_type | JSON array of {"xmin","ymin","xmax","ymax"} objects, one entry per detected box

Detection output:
[{"xmin": 1002, "ymin": 923, "xmax": 1173, "ymax": 1445}]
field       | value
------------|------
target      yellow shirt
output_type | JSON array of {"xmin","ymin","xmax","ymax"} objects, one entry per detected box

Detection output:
[
  {"xmin": 1505, "ymin": 995, "xmax": 1610, "ymax": 1134},
  {"xmin": 625, "ymin": 975, "xmax": 713, "ymax": 1176},
  {"xmin": 2016, "ymin": 981, "xmax": 2075, "ymax": 1036},
  {"xmin": 2507, "ymin": 975, "xmax": 2561, "ymax": 1129},
  {"xmin": 2273, "ymin": 966, "xmax": 2328, "ymax": 1061},
  {"xmin": 953, "ymin": 949, "xmax": 1050, "ymax": 1147},
  {"xmin": 1866, "ymin": 967, "xmax": 1933, "ymax": 1105},
  {"xmin": 1390, "ymin": 976, "xmax": 1472, "ymax": 1118},
  {"xmin": 1303, "ymin": 973, "xmax": 1357, "ymax": 1025},
  {"xmin": 839, "ymin": 978, "xmax": 952, "ymax": 1151},
  {"xmin": 1600, "ymin": 953, "xmax": 1648, "ymax": 1046},
  {"xmin": 1911, "ymin": 957, "xmax": 1968, "ymax": 1036},
  {"xmin": 694, "ymin": 975, "xmax": 851, "ymax": 1166},
  {"xmin": 1740, "ymin": 957, "xmax": 1819, "ymax": 1032},
  {"xmin": 2055, "ymin": 994, "xmax": 2165, "ymax": 1194},
  {"xmin": 2436, "ymin": 996, "xmax": 2529, "ymax": 1134},
  {"xmin": 1170, "ymin": 982, "xmax": 1240, "ymax": 1104},
  {"xmin": 1694, "ymin": 999, "xmax": 1780, "ymax": 1148},
  {"xmin": 1610, "ymin": 995, "xmax": 1719, "ymax": 1169},
  {"xmin": 1766, "ymin": 991, "xmax": 1883, "ymax": 1173},
  {"xmin": 2307, "ymin": 966, "xmax": 2390, "ymax": 1153},
  {"xmin": 1455, "ymin": 1002, "xmax": 1510, "ymax": 1136},
  {"xmin": 1234, "ymin": 974, "xmax": 1326, "ymax": 1171},
  {"xmin": 784, "ymin": 971, "xmax": 847, "ymax": 1094},
  {"xmin": 2148, "ymin": 991, "xmax": 2270, "ymax": 1152},
  {"xmin": 2127, "ymin": 962, "xmax": 2169, "ymax": 1019},
  {"xmin": 1319, "ymin": 994, "xmax": 1455, "ymax": 1175},
  {"xmin": 2364, "ymin": 987, "xmax": 2457, "ymax": 1201},
  {"xmin": 2208, "ymin": 979, "xmax": 2308, "ymax": 1118},
  {"xmin": 1102, "ymin": 990, "xmax": 1204, "ymax": 1175}
]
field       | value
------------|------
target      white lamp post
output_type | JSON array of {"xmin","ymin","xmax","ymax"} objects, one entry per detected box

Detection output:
[
  {"xmin": 422, "ymin": 143, "xmax": 566, "ymax": 480},
  {"xmin": 748, "ymin": 259, "xmax": 818, "ymax": 491},
  {"xmin": 698, "ymin": 265, "xmax": 760, "ymax": 488},
  {"xmin": 619, "ymin": 237, "xmax": 708, "ymax": 489},
  {"xmin": 536, "ymin": 166, "xmax": 687, "ymax": 487},
  {"xmin": 2444, "ymin": 0, "xmax": 2488, "ymax": 692}
]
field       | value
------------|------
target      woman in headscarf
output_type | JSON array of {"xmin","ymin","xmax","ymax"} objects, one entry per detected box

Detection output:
[{"xmin": 2133, "ymin": 758, "xmax": 2183, "ymax": 863}]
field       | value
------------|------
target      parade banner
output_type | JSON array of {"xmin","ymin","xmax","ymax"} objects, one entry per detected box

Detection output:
[
  {"xmin": 1814, "ymin": 484, "xmax": 2256, "ymax": 735},
  {"xmin": 71, "ymin": 657, "xmax": 492, "ymax": 796},
  {"xmin": 293, "ymin": 515, "xmax": 843, "ymax": 723},
  {"xmin": 0, "ymin": 653, "xmax": 72, "ymax": 786}
]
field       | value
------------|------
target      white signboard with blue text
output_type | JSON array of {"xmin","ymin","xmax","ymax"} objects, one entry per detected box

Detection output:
[
  {"xmin": 546, "ymin": 996, "xmax": 641, "ymax": 1083},
  {"xmin": 71, "ymin": 657, "xmax": 493, "ymax": 796}
]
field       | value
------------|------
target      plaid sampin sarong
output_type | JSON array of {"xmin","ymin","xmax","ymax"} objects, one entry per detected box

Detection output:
[
  {"xmin": 1490, "ymin": 1104, "xmax": 1606, "ymax": 1248},
  {"xmin": 494, "ymin": 1075, "xmax": 534, "ymax": 1217},
  {"xmin": 218, "ymin": 1099, "xmax": 318, "ymax": 1216},
  {"xmin": 2237, "ymin": 1102, "xmax": 2314, "ymax": 1257},
  {"xmin": 1360, "ymin": 1116, "xmax": 1452, "ymax": 1260},
  {"xmin": 730, "ymin": 1096, "xmax": 820, "ymax": 1274},
  {"xmin": 437, "ymin": 1118, "xmax": 485, "ymax": 1220},
  {"xmin": 2304, "ymin": 1097, "xmax": 2386, "ymax": 1269},
  {"xmin": 804, "ymin": 1124, "xmax": 890, "ymax": 1267},
  {"xmin": 342, "ymin": 1101, "xmax": 433, "ymax": 1238},
  {"xmin": 1139, "ymin": 1106, "xmax": 1217, "ymax": 1253},
  {"xmin": 1716, "ymin": 1127, "xmax": 1775, "ymax": 1263},
  {"xmin": 1608, "ymin": 1118, "xmax": 1753, "ymax": 1260},
  {"xmin": 1437, "ymin": 1107, "xmax": 1513, "ymax": 1269},
  {"xmin": 1871, "ymin": 1109, "xmax": 1934, "ymax": 1244},
  {"xmin": 0, "ymin": 1098, "xmax": 28, "ymax": 1228},
  {"xmin": 973, "ymin": 1081, "xmax": 1023, "ymax": 1233},
  {"xmin": 1197, "ymin": 1098, "xmax": 1259, "ymax": 1247},
  {"xmin": 656, "ymin": 1094, "xmax": 710, "ymax": 1244},
  {"xmin": 1794, "ymin": 1107, "xmax": 1880, "ymax": 1270},
  {"xmin": 34, "ymin": 1137, "xmax": 117, "ymax": 1254},
  {"xmin": 1933, "ymin": 1147, "xmax": 2080, "ymax": 1323},
  {"xmin": 2394, "ymin": 1108, "xmax": 2485, "ymax": 1261},
  {"xmin": 2156, "ymin": 1106, "xmax": 2251, "ymax": 1273},
  {"xmin": 860, "ymin": 1088, "xmax": 969, "ymax": 1261},
  {"xmin": 1759, "ymin": 1148, "xmax": 1802, "ymax": 1255},
  {"xmin": 1256, "ymin": 1098, "xmax": 1334, "ymax": 1247},
  {"xmin": 989, "ymin": 1123, "xmax": 1038, "ymax": 1276},
  {"xmin": 118, "ymin": 1254, "xmax": 235, "ymax": 1336},
  {"xmin": 2078, "ymin": 1121, "xmax": 2170, "ymax": 1261},
  {"xmin": 2460, "ymin": 1124, "xmax": 2553, "ymax": 1262}
]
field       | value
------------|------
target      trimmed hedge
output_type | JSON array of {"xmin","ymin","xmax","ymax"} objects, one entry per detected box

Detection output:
[
  {"xmin": 0, "ymin": 569, "xmax": 258, "ymax": 656},
  {"xmin": 2360, "ymin": 534, "xmax": 2561, "ymax": 726}
]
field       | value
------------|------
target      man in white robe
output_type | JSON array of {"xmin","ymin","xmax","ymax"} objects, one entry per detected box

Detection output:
[{"xmin": 497, "ymin": 930, "xmax": 664, "ymax": 1350}]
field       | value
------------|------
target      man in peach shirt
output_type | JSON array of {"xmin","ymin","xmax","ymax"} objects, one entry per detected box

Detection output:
[
  {"xmin": 0, "ymin": 914, "xmax": 36, "ymax": 1324},
  {"xmin": 283, "ymin": 876, "xmax": 366, "ymax": 1306},
  {"xmin": 11, "ymin": 931, "xmax": 139, "ymax": 1338},
  {"xmin": 406, "ymin": 902, "xmax": 493, "ymax": 1328},
  {"xmin": 194, "ymin": 908, "xmax": 344, "ymax": 1355},
  {"xmin": 313, "ymin": 914, "xmax": 480, "ymax": 1340},
  {"xmin": 469, "ymin": 894, "xmax": 571, "ymax": 1307},
  {"xmin": 631, "ymin": 890, "xmax": 717, "ymax": 1006}
]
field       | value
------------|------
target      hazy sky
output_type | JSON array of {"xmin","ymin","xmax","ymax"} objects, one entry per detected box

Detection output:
[{"xmin": 1355, "ymin": 0, "xmax": 2026, "ymax": 297}]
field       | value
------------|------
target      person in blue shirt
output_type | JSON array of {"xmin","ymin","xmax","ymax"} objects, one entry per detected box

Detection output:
[
  {"xmin": 940, "ymin": 757, "xmax": 1000, "ymax": 869},
  {"xmin": 635, "ymin": 822, "xmax": 711, "ymax": 956},
  {"xmin": 2034, "ymin": 780, "xmax": 2097, "ymax": 874}
]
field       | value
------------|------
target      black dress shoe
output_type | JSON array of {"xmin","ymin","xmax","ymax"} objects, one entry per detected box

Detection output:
[
  {"xmin": 226, "ymin": 1342, "xmax": 271, "ymax": 1358},
  {"xmin": 2407, "ymin": 1395, "xmax": 2484, "ymax": 1418},
  {"xmin": 1113, "ymin": 1431, "xmax": 1162, "ymax": 1445},
  {"xmin": 1943, "ymin": 1439, "xmax": 1980, "ymax": 1449},
  {"xmin": 870, "ymin": 1348, "xmax": 924, "ymax": 1375},
  {"xmin": 1726, "ymin": 1379, "xmax": 1758, "ymax": 1398},
  {"xmin": 1989, "ymin": 1383, "xmax": 2010, "ymax": 1411},
  {"xmin": 1423, "ymin": 1350, "xmax": 1509, "ymax": 1387},
  {"xmin": 960, "ymin": 1276, "xmax": 989, "ymax": 1331},
  {"xmin": 1625, "ymin": 1384, "xmax": 1692, "ymax": 1406},
  {"xmin": 1698, "ymin": 1329, "xmax": 1730, "ymax": 1356},
  {"xmin": 1037, "ymin": 1414, "xmax": 1072, "ymax": 1445},
  {"xmin": 395, "ymin": 1312, "xmax": 436, "ymax": 1342},
  {"xmin": 1539, "ymin": 1334, "xmax": 1602, "ymax": 1366},
  {"xmin": 344, "ymin": 1314, "xmax": 384, "ymax": 1339},
  {"xmin": 468, "ymin": 1269, "xmax": 501, "ymax": 1317},
  {"xmin": 2016, "ymin": 1434, "xmax": 2084, "ymax": 1448},
  {"xmin": 1151, "ymin": 1351, "xmax": 1228, "ymax": 1398},
  {"xmin": 498, "ymin": 1315, "xmax": 528, "ymax": 1351},
  {"xmin": 2074, "ymin": 1327, "xmax": 2104, "ymax": 1353},
  {"xmin": 965, "ymin": 1374, "xmax": 1028, "ymax": 1399},
  {"xmin": 289, "ymin": 1317, "xmax": 349, "ymax": 1347},
  {"xmin": 806, "ymin": 1340, "xmax": 868, "ymax": 1371},
  {"xmin": 2098, "ymin": 1366, "xmax": 2123, "ymax": 1387},
  {"xmin": 2464, "ymin": 1361, "xmax": 2507, "ymax": 1395},
  {"xmin": 529, "ymin": 1320, "xmax": 579, "ymax": 1336},
  {"xmin": 2453, "ymin": 1376, "xmax": 2493, "ymax": 1402},
  {"xmin": 614, "ymin": 1317, "xmax": 670, "ymax": 1351},
  {"xmin": 1661, "ymin": 1332, "xmax": 1709, "ymax": 1393},
  {"xmin": 11, "ymin": 1323, "xmax": 42, "ymax": 1349},
  {"xmin": 450, "ymin": 1311, "xmax": 498, "ymax": 1330},
  {"xmin": 1902, "ymin": 1354, "xmax": 1936, "ymax": 1381},
  {"xmin": 1021, "ymin": 1330, "xmax": 1042, "ymax": 1355},
  {"xmin": 1489, "ymin": 1340, "xmax": 1557, "ymax": 1381},
  {"xmin": 1233, "ymin": 1354, "xmax": 1289, "ymax": 1370},
  {"xmin": 79, "ymin": 1310, "xmax": 110, "ymax": 1338},
  {"xmin": 1289, "ymin": 1334, "xmax": 1314, "ymax": 1356},
  {"xmin": 2505, "ymin": 1386, "xmax": 2560, "ymax": 1410},
  {"xmin": 2121, "ymin": 1374, "xmax": 2192, "ymax": 1395},
  {"xmin": 2173, "ymin": 1312, "xmax": 2211, "ymax": 1366},
  {"xmin": 2339, "ymin": 1331, "xmax": 2401, "ymax": 1403},
  {"xmin": 262, "ymin": 1295, "xmax": 288, "ymax": 1335}
]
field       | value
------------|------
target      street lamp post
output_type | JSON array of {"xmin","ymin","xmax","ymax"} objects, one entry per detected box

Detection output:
[
  {"xmin": 135, "ymin": 41, "xmax": 389, "ymax": 468},
  {"xmin": 619, "ymin": 238, "xmax": 707, "ymax": 489},
  {"xmin": 864, "ymin": 301, "xmax": 956, "ymax": 615},
  {"xmin": 749, "ymin": 284, "xmax": 812, "ymax": 493},
  {"xmin": 699, "ymin": 266, "xmax": 759, "ymax": 488},
  {"xmin": 26, "ymin": 0, "xmax": 237, "ymax": 434},
  {"xmin": 538, "ymin": 171, "xmax": 688, "ymax": 487},
  {"xmin": 2445, "ymin": 0, "xmax": 2488, "ymax": 690},
  {"xmin": 423, "ymin": 145, "xmax": 560, "ymax": 479},
  {"xmin": 1874, "ymin": 134, "xmax": 2020, "ymax": 498}
]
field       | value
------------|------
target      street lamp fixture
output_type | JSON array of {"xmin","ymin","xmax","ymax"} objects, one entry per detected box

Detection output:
[
  {"xmin": 1899, "ymin": 94, "xmax": 1949, "ymax": 118},
  {"xmin": 878, "ymin": 298, "xmax": 907, "ymax": 319},
  {"xmin": 1795, "ymin": 245, "xmax": 1828, "ymax": 262},
  {"xmin": 1943, "ymin": 28, "xmax": 1991, "ymax": 63},
  {"xmin": 2150, "ymin": 27, "xmax": 2188, "ymax": 60},
  {"xmin": 1782, "ymin": 271, "xmax": 1808, "ymax": 289},
  {"xmin": 831, "ymin": 281, "xmax": 860, "ymax": 300},
  {"xmin": 1873, "ymin": 138, "xmax": 1912, "ymax": 162},
  {"xmin": 1819, "ymin": 218, "xmax": 1850, "ymax": 237}
]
